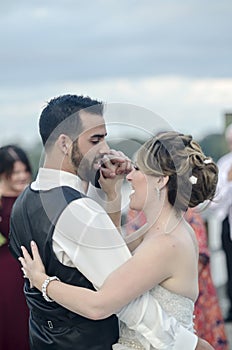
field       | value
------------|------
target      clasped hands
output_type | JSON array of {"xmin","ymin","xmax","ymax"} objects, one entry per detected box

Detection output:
[
  {"xmin": 97, "ymin": 150, "xmax": 132, "ymax": 198},
  {"xmin": 99, "ymin": 149, "xmax": 132, "ymax": 178}
]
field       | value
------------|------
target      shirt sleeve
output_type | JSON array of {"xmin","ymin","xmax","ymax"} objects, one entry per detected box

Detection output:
[
  {"xmin": 53, "ymin": 197, "xmax": 198, "ymax": 350},
  {"xmin": 86, "ymin": 183, "xmax": 107, "ymax": 210},
  {"xmin": 53, "ymin": 197, "xmax": 131, "ymax": 288}
]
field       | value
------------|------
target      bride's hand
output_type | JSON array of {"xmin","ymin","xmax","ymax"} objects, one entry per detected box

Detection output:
[
  {"xmin": 99, "ymin": 155, "xmax": 124, "ymax": 200},
  {"xmin": 19, "ymin": 241, "xmax": 46, "ymax": 289},
  {"xmin": 99, "ymin": 169, "xmax": 124, "ymax": 199}
]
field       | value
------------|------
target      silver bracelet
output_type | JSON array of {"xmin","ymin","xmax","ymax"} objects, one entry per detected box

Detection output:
[{"xmin": 42, "ymin": 276, "xmax": 60, "ymax": 302}]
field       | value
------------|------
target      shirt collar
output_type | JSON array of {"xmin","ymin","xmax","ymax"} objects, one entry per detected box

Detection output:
[{"xmin": 31, "ymin": 168, "xmax": 84, "ymax": 193}]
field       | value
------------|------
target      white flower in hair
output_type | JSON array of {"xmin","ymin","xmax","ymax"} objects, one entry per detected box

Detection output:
[
  {"xmin": 189, "ymin": 175, "xmax": 198, "ymax": 184},
  {"xmin": 204, "ymin": 158, "xmax": 212, "ymax": 164}
]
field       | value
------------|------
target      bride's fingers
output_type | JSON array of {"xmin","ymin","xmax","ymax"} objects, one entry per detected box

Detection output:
[
  {"xmin": 20, "ymin": 245, "xmax": 33, "ymax": 262},
  {"xmin": 31, "ymin": 241, "xmax": 43, "ymax": 263},
  {"xmin": 21, "ymin": 267, "xmax": 27, "ymax": 277},
  {"xmin": 18, "ymin": 259, "xmax": 28, "ymax": 278},
  {"xmin": 18, "ymin": 257, "xmax": 26, "ymax": 267}
]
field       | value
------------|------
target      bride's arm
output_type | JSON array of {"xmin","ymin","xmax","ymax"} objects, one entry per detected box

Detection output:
[
  {"xmin": 21, "ymin": 235, "xmax": 174, "ymax": 319},
  {"xmin": 98, "ymin": 170, "xmax": 124, "ymax": 232}
]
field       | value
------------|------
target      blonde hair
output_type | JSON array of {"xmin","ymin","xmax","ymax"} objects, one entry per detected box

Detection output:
[{"xmin": 137, "ymin": 131, "xmax": 218, "ymax": 211}]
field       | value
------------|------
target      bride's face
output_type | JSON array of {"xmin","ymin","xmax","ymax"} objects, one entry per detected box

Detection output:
[{"xmin": 126, "ymin": 165, "xmax": 158, "ymax": 211}]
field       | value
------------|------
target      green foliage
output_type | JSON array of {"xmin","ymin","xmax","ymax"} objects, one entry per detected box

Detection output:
[
  {"xmin": 108, "ymin": 138, "xmax": 146, "ymax": 160},
  {"xmin": 199, "ymin": 133, "xmax": 228, "ymax": 162},
  {"xmin": 25, "ymin": 141, "xmax": 43, "ymax": 180}
]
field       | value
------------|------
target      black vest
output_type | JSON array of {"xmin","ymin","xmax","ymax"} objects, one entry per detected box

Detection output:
[{"xmin": 9, "ymin": 186, "xmax": 119, "ymax": 350}]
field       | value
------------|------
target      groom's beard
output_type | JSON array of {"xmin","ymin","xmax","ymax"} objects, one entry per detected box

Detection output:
[{"xmin": 71, "ymin": 140, "xmax": 99, "ymax": 185}]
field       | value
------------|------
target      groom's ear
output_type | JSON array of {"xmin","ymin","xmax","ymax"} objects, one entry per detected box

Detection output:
[{"xmin": 57, "ymin": 134, "xmax": 72, "ymax": 156}]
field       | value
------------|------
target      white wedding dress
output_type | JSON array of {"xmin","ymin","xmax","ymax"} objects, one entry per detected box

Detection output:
[{"xmin": 113, "ymin": 284, "xmax": 195, "ymax": 350}]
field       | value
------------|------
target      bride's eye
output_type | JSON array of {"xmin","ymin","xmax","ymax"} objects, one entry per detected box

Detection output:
[{"xmin": 134, "ymin": 164, "xmax": 140, "ymax": 171}]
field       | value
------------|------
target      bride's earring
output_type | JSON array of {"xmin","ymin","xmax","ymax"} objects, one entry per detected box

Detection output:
[{"xmin": 155, "ymin": 187, "xmax": 160, "ymax": 200}]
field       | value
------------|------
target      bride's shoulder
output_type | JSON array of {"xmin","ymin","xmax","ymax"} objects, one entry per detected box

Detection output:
[{"xmin": 137, "ymin": 229, "xmax": 180, "ymax": 257}]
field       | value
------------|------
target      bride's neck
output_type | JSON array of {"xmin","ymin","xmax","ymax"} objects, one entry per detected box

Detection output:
[{"xmin": 144, "ymin": 201, "xmax": 182, "ymax": 234}]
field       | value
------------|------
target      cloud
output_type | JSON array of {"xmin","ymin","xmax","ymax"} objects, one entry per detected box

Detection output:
[
  {"xmin": 0, "ymin": 1, "xmax": 231, "ymax": 148},
  {"xmin": 0, "ymin": 75, "xmax": 231, "ymax": 147},
  {"xmin": 0, "ymin": 0, "xmax": 231, "ymax": 87}
]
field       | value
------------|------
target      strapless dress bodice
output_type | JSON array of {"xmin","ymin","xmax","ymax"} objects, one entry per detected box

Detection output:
[{"xmin": 113, "ymin": 284, "xmax": 195, "ymax": 350}]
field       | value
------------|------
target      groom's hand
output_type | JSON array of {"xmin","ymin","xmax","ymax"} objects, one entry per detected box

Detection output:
[{"xmin": 100, "ymin": 150, "xmax": 132, "ymax": 179}]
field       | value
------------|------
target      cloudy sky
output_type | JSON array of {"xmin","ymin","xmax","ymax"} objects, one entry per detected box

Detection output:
[{"xmin": 0, "ymin": 0, "xmax": 232, "ymax": 147}]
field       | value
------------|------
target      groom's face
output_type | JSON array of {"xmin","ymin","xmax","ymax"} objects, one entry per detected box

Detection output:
[{"xmin": 71, "ymin": 111, "xmax": 110, "ymax": 182}]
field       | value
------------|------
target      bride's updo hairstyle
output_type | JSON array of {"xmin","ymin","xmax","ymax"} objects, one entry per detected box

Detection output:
[{"xmin": 136, "ymin": 131, "xmax": 218, "ymax": 211}]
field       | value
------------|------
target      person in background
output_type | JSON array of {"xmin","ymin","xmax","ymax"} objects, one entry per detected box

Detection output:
[
  {"xmin": 209, "ymin": 123, "xmax": 232, "ymax": 323},
  {"xmin": 0, "ymin": 145, "xmax": 32, "ymax": 350},
  {"xmin": 126, "ymin": 207, "xmax": 228, "ymax": 350},
  {"xmin": 185, "ymin": 208, "xmax": 228, "ymax": 350}
]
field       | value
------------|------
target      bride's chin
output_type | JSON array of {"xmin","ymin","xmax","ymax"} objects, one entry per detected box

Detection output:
[
  {"xmin": 129, "ymin": 201, "xmax": 141, "ymax": 212},
  {"xmin": 129, "ymin": 202, "xmax": 135, "ymax": 210}
]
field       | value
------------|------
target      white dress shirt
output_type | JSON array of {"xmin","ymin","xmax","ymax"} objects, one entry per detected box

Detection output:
[
  {"xmin": 209, "ymin": 151, "xmax": 232, "ymax": 238},
  {"xmin": 31, "ymin": 168, "xmax": 198, "ymax": 350}
]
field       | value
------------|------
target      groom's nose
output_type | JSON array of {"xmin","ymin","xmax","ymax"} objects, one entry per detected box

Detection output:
[{"xmin": 99, "ymin": 139, "xmax": 110, "ymax": 155}]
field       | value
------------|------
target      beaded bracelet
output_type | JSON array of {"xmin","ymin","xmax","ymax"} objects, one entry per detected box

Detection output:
[{"xmin": 42, "ymin": 276, "xmax": 60, "ymax": 302}]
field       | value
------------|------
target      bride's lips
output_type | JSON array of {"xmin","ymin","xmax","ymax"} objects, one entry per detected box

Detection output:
[{"xmin": 129, "ymin": 189, "xmax": 135, "ymax": 198}]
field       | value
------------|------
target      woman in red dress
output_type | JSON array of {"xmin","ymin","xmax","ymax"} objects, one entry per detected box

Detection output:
[
  {"xmin": 0, "ymin": 145, "xmax": 32, "ymax": 350},
  {"xmin": 185, "ymin": 208, "xmax": 229, "ymax": 350}
]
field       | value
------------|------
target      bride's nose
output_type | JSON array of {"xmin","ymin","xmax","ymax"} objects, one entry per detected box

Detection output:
[{"xmin": 126, "ymin": 168, "xmax": 134, "ymax": 181}]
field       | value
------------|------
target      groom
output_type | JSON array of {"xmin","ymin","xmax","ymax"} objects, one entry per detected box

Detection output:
[{"xmin": 10, "ymin": 94, "xmax": 213, "ymax": 350}]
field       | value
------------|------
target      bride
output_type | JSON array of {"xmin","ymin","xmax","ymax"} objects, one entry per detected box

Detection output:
[{"xmin": 20, "ymin": 131, "xmax": 217, "ymax": 350}]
